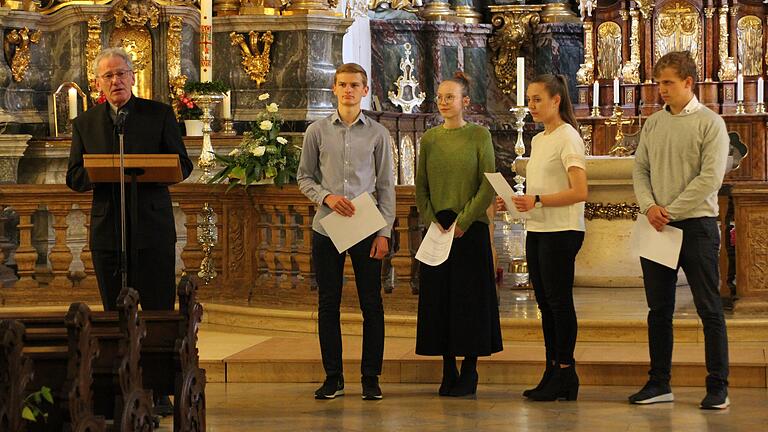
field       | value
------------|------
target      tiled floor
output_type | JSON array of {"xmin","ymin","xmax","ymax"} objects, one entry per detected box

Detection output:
[{"xmin": 157, "ymin": 383, "xmax": 768, "ymax": 432}]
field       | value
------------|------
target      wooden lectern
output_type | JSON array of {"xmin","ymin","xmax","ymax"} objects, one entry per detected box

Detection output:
[{"xmin": 83, "ymin": 154, "xmax": 183, "ymax": 183}]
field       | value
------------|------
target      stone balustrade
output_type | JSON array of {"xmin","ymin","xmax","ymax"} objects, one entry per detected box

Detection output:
[{"xmin": 0, "ymin": 184, "xmax": 423, "ymax": 309}]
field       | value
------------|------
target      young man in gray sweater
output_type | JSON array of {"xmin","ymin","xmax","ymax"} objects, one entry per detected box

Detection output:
[{"xmin": 630, "ymin": 51, "xmax": 730, "ymax": 409}]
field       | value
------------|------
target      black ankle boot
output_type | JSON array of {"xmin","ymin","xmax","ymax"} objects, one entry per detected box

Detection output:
[
  {"xmin": 449, "ymin": 357, "xmax": 478, "ymax": 397},
  {"xmin": 529, "ymin": 364, "xmax": 579, "ymax": 401},
  {"xmin": 448, "ymin": 370, "xmax": 478, "ymax": 397},
  {"xmin": 439, "ymin": 356, "xmax": 459, "ymax": 396},
  {"xmin": 523, "ymin": 361, "xmax": 555, "ymax": 398},
  {"xmin": 439, "ymin": 370, "xmax": 459, "ymax": 396}
]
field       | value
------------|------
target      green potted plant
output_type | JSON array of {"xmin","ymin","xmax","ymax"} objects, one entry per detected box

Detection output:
[{"xmin": 209, "ymin": 92, "xmax": 300, "ymax": 187}]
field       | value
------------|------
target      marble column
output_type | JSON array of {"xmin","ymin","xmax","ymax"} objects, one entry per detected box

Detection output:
[
  {"xmin": 370, "ymin": 20, "xmax": 492, "ymax": 114},
  {"xmin": 0, "ymin": 135, "xmax": 32, "ymax": 184},
  {"xmin": 214, "ymin": 15, "xmax": 353, "ymax": 122}
]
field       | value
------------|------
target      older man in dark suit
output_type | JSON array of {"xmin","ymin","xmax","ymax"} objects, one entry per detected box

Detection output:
[{"xmin": 66, "ymin": 47, "xmax": 193, "ymax": 312}]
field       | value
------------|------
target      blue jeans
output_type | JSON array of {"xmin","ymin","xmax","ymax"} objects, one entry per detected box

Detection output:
[{"xmin": 641, "ymin": 217, "xmax": 729, "ymax": 388}]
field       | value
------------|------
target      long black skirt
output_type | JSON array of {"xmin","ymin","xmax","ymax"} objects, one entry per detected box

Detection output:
[{"xmin": 415, "ymin": 221, "xmax": 503, "ymax": 357}]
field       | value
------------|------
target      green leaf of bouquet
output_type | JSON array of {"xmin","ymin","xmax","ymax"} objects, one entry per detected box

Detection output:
[
  {"xmin": 22, "ymin": 407, "xmax": 36, "ymax": 422},
  {"xmin": 41, "ymin": 387, "xmax": 53, "ymax": 404},
  {"xmin": 230, "ymin": 166, "xmax": 246, "ymax": 181}
]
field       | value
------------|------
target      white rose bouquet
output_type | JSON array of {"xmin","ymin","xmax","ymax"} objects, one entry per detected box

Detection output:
[{"xmin": 210, "ymin": 93, "xmax": 301, "ymax": 187}]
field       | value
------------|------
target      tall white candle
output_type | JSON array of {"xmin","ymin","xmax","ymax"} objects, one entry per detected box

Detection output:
[
  {"xmin": 222, "ymin": 90, "xmax": 232, "ymax": 119},
  {"xmin": 68, "ymin": 87, "xmax": 78, "ymax": 120},
  {"xmin": 758, "ymin": 77, "xmax": 764, "ymax": 104},
  {"xmin": 613, "ymin": 77, "xmax": 620, "ymax": 104},
  {"xmin": 516, "ymin": 57, "xmax": 525, "ymax": 106},
  {"xmin": 592, "ymin": 81, "xmax": 599, "ymax": 107},
  {"xmin": 200, "ymin": 0, "xmax": 213, "ymax": 81},
  {"xmin": 737, "ymin": 73, "xmax": 744, "ymax": 102}
]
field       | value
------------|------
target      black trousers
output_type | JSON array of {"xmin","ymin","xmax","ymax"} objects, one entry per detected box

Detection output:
[
  {"xmin": 92, "ymin": 244, "xmax": 176, "ymax": 311},
  {"xmin": 312, "ymin": 232, "xmax": 384, "ymax": 378},
  {"xmin": 527, "ymin": 230, "xmax": 584, "ymax": 365},
  {"xmin": 641, "ymin": 217, "xmax": 729, "ymax": 388}
]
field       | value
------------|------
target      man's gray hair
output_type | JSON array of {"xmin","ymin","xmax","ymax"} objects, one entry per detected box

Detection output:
[{"xmin": 93, "ymin": 47, "xmax": 134, "ymax": 77}]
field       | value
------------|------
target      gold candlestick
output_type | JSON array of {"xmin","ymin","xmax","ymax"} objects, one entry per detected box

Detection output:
[
  {"xmin": 191, "ymin": 92, "xmax": 225, "ymax": 182},
  {"xmin": 591, "ymin": 106, "xmax": 601, "ymax": 117},
  {"xmin": 736, "ymin": 101, "xmax": 746, "ymax": 114}
]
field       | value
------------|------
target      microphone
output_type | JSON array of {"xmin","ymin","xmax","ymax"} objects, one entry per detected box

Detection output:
[{"xmin": 115, "ymin": 109, "xmax": 129, "ymax": 134}]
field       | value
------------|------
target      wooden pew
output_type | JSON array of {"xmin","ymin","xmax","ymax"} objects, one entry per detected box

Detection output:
[
  {"xmin": 1, "ymin": 276, "xmax": 206, "ymax": 432},
  {"xmin": 0, "ymin": 303, "xmax": 106, "ymax": 432}
]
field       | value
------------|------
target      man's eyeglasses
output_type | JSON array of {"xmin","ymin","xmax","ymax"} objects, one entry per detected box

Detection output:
[
  {"xmin": 435, "ymin": 95, "xmax": 458, "ymax": 104},
  {"xmin": 99, "ymin": 70, "xmax": 133, "ymax": 81}
]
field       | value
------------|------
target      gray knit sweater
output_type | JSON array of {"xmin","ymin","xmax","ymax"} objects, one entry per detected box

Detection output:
[{"xmin": 633, "ymin": 104, "xmax": 729, "ymax": 221}]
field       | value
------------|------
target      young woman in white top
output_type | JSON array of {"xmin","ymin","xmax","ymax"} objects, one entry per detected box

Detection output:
[{"xmin": 499, "ymin": 74, "xmax": 588, "ymax": 401}]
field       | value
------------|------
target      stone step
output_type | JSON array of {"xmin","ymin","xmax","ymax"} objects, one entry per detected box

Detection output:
[
  {"xmin": 199, "ymin": 333, "xmax": 768, "ymax": 388},
  {"xmin": 203, "ymin": 303, "xmax": 768, "ymax": 343}
]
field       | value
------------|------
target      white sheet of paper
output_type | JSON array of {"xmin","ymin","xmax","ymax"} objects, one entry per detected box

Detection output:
[
  {"xmin": 629, "ymin": 214, "xmax": 684, "ymax": 269},
  {"xmin": 484, "ymin": 172, "xmax": 529, "ymax": 220},
  {"xmin": 415, "ymin": 222, "xmax": 455, "ymax": 266},
  {"xmin": 319, "ymin": 193, "xmax": 387, "ymax": 253}
]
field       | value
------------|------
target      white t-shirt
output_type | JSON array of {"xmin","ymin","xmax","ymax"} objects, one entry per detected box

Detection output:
[{"xmin": 525, "ymin": 123, "xmax": 586, "ymax": 232}]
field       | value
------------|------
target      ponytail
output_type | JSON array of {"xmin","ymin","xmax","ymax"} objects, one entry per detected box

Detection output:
[{"xmin": 530, "ymin": 74, "xmax": 579, "ymax": 130}]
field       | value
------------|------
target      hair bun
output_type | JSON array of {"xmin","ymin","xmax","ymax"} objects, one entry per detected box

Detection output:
[{"xmin": 454, "ymin": 71, "xmax": 468, "ymax": 81}]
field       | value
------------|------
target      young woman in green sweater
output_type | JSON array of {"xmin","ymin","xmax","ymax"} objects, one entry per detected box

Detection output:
[
  {"xmin": 500, "ymin": 74, "xmax": 588, "ymax": 401},
  {"xmin": 415, "ymin": 72, "xmax": 502, "ymax": 397}
]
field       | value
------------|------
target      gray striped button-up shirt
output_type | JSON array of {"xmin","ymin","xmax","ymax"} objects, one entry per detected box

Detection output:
[{"xmin": 297, "ymin": 111, "xmax": 395, "ymax": 238}]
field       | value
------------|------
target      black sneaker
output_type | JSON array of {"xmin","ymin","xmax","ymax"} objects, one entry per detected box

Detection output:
[
  {"xmin": 628, "ymin": 380, "xmax": 674, "ymax": 404},
  {"xmin": 314, "ymin": 375, "xmax": 344, "ymax": 399},
  {"xmin": 700, "ymin": 387, "xmax": 730, "ymax": 410},
  {"xmin": 361, "ymin": 375, "xmax": 383, "ymax": 400}
]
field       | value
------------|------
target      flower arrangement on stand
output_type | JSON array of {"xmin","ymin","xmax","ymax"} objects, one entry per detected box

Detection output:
[
  {"xmin": 210, "ymin": 93, "xmax": 301, "ymax": 188},
  {"xmin": 176, "ymin": 94, "xmax": 203, "ymax": 120}
]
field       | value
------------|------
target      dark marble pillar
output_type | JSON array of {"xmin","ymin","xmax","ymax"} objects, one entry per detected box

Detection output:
[
  {"xmin": 532, "ymin": 22, "xmax": 583, "ymax": 105},
  {"xmin": 214, "ymin": 15, "xmax": 352, "ymax": 122},
  {"xmin": 370, "ymin": 20, "xmax": 492, "ymax": 115}
]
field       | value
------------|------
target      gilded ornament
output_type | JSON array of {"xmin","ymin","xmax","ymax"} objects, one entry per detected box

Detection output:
[
  {"xmin": 621, "ymin": 9, "xmax": 641, "ymax": 84},
  {"xmin": 86, "ymin": 16, "xmax": 102, "ymax": 101},
  {"xmin": 197, "ymin": 202, "xmax": 218, "ymax": 284},
  {"xmin": 113, "ymin": 0, "xmax": 160, "ymax": 29},
  {"xmin": 579, "ymin": 124, "xmax": 592, "ymax": 156},
  {"xmin": 388, "ymin": 43, "xmax": 426, "ymax": 114},
  {"xmin": 399, "ymin": 135, "xmax": 416, "ymax": 186},
  {"xmin": 110, "ymin": 26, "xmax": 153, "ymax": 100},
  {"xmin": 167, "ymin": 16, "xmax": 188, "ymax": 117},
  {"xmin": 655, "ymin": 2, "xmax": 701, "ymax": 79},
  {"xmin": 718, "ymin": 7, "xmax": 736, "ymax": 81},
  {"xmin": 597, "ymin": 21, "xmax": 622, "ymax": 80},
  {"xmin": 488, "ymin": 7, "xmax": 542, "ymax": 95},
  {"xmin": 4, "ymin": 27, "xmax": 41, "ymax": 83},
  {"xmin": 585, "ymin": 202, "xmax": 639, "ymax": 221},
  {"xmin": 577, "ymin": 22, "xmax": 595, "ymax": 85},
  {"xmin": 605, "ymin": 106, "xmax": 634, "ymax": 157},
  {"xmin": 704, "ymin": 7, "xmax": 715, "ymax": 19},
  {"xmin": 368, "ymin": 0, "xmax": 418, "ymax": 13},
  {"xmin": 239, "ymin": 0, "xmax": 279, "ymax": 15},
  {"xmin": 737, "ymin": 16, "xmax": 763, "ymax": 76},
  {"xmin": 230, "ymin": 31, "xmax": 274, "ymax": 88},
  {"xmin": 576, "ymin": 63, "xmax": 594, "ymax": 85},
  {"xmin": 635, "ymin": 0, "xmax": 654, "ymax": 20}
]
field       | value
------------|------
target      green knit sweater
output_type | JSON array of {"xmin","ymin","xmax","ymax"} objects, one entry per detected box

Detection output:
[{"xmin": 415, "ymin": 122, "xmax": 496, "ymax": 231}]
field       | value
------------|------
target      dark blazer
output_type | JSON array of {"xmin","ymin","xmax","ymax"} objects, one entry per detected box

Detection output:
[{"xmin": 66, "ymin": 96, "xmax": 194, "ymax": 251}]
